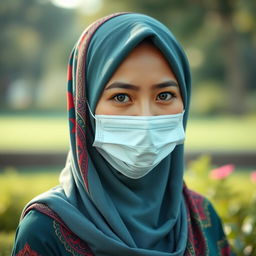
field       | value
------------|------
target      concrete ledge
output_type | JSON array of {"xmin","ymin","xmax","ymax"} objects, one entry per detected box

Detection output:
[
  {"xmin": 0, "ymin": 151, "xmax": 255, "ymax": 168},
  {"xmin": 185, "ymin": 151, "xmax": 256, "ymax": 167}
]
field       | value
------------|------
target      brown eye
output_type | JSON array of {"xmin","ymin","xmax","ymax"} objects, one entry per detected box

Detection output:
[
  {"xmin": 113, "ymin": 94, "xmax": 130, "ymax": 103},
  {"xmin": 156, "ymin": 92, "xmax": 173, "ymax": 101}
]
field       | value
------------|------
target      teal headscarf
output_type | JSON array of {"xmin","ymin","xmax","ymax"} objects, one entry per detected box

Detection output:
[{"xmin": 24, "ymin": 13, "xmax": 191, "ymax": 255}]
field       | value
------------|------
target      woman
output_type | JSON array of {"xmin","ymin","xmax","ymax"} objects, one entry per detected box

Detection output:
[{"xmin": 12, "ymin": 13, "xmax": 232, "ymax": 256}]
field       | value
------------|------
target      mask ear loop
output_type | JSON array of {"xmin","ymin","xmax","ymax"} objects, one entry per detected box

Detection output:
[
  {"xmin": 86, "ymin": 102, "xmax": 96, "ymax": 120},
  {"xmin": 86, "ymin": 101, "xmax": 97, "ymax": 141}
]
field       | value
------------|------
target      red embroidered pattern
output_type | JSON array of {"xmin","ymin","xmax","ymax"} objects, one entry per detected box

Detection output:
[
  {"xmin": 69, "ymin": 12, "xmax": 128, "ymax": 193},
  {"xmin": 185, "ymin": 211, "xmax": 208, "ymax": 256},
  {"xmin": 53, "ymin": 220, "xmax": 94, "ymax": 256},
  {"xmin": 16, "ymin": 243, "xmax": 40, "ymax": 256},
  {"xmin": 218, "ymin": 238, "xmax": 232, "ymax": 256},
  {"xmin": 23, "ymin": 203, "xmax": 94, "ymax": 256},
  {"xmin": 188, "ymin": 189, "xmax": 211, "ymax": 228},
  {"xmin": 22, "ymin": 203, "xmax": 65, "ymax": 226},
  {"xmin": 183, "ymin": 186, "xmax": 209, "ymax": 256}
]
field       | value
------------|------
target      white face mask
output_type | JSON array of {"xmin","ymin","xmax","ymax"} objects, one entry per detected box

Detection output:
[{"xmin": 91, "ymin": 110, "xmax": 185, "ymax": 179}]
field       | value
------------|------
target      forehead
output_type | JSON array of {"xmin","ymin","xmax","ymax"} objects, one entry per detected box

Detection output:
[{"xmin": 106, "ymin": 42, "xmax": 177, "ymax": 84}]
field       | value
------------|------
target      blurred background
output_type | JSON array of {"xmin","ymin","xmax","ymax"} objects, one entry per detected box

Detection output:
[{"xmin": 0, "ymin": 0, "xmax": 256, "ymax": 255}]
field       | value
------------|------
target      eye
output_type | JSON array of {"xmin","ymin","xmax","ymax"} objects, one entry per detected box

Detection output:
[
  {"xmin": 156, "ymin": 92, "xmax": 174, "ymax": 101},
  {"xmin": 112, "ymin": 93, "xmax": 130, "ymax": 103}
]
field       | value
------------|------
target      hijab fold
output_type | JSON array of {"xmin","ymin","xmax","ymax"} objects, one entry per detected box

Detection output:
[{"xmin": 22, "ymin": 13, "xmax": 192, "ymax": 256}]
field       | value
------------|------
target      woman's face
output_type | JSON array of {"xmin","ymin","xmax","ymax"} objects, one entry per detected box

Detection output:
[{"xmin": 95, "ymin": 43, "xmax": 184, "ymax": 116}]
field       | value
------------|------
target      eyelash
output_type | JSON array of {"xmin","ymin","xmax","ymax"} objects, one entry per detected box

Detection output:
[
  {"xmin": 156, "ymin": 92, "xmax": 175, "ymax": 101},
  {"xmin": 111, "ymin": 92, "xmax": 175, "ymax": 103},
  {"xmin": 112, "ymin": 93, "xmax": 131, "ymax": 103}
]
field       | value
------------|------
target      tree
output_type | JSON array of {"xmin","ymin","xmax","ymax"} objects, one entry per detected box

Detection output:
[
  {"xmin": 0, "ymin": 0, "xmax": 74, "ymax": 110},
  {"xmin": 103, "ymin": 0, "xmax": 256, "ymax": 114}
]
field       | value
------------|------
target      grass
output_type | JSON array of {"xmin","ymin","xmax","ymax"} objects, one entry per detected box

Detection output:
[
  {"xmin": 0, "ymin": 115, "xmax": 69, "ymax": 152},
  {"xmin": 185, "ymin": 115, "xmax": 256, "ymax": 151},
  {"xmin": 0, "ymin": 114, "xmax": 256, "ymax": 152}
]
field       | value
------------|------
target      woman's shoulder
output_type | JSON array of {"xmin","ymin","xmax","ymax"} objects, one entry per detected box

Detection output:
[
  {"xmin": 12, "ymin": 210, "xmax": 61, "ymax": 255},
  {"xmin": 184, "ymin": 186, "xmax": 233, "ymax": 255},
  {"xmin": 184, "ymin": 185, "xmax": 220, "ymax": 216},
  {"xmin": 12, "ymin": 209, "xmax": 94, "ymax": 256},
  {"xmin": 17, "ymin": 209, "xmax": 54, "ymax": 236},
  {"xmin": 184, "ymin": 186, "xmax": 225, "ymax": 233}
]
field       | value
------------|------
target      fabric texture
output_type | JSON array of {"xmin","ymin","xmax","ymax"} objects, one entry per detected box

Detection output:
[
  {"xmin": 12, "ymin": 12, "xmax": 232, "ymax": 256},
  {"xmin": 12, "ymin": 187, "xmax": 233, "ymax": 256}
]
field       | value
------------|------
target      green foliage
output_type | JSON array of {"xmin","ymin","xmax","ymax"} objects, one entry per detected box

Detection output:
[
  {"xmin": 0, "ymin": 0, "xmax": 75, "ymax": 109},
  {"xmin": 112, "ymin": 0, "xmax": 256, "ymax": 115},
  {"xmin": 185, "ymin": 156, "xmax": 256, "ymax": 256},
  {"xmin": 0, "ymin": 169, "xmax": 59, "ymax": 255},
  {"xmin": 0, "ymin": 232, "xmax": 15, "ymax": 256},
  {"xmin": 0, "ymin": 169, "xmax": 59, "ymax": 231},
  {"xmin": 0, "ymin": 163, "xmax": 255, "ymax": 255},
  {"xmin": 0, "ymin": 0, "xmax": 256, "ymax": 114},
  {"xmin": 190, "ymin": 81, "xmax": 227, "ymax": 115}
]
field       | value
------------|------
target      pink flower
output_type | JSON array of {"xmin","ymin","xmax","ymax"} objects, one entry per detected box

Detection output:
[
  {"xmin": 250, "ymin": 171, "xmax": 256, "ymax": 183},
  {"xmin": 210, "ymin": 164, "xmax": 234, "ymax": 180}
]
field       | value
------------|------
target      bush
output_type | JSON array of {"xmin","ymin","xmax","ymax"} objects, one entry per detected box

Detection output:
[
  {"xmin": 185, "ymin": 155, "xmax": 256, "ymax": 256},
  {"xmin": 0, "ymin": 232, "xmax": 15, "ymax": 256},
  {"xmin": 1, "ymin": 162, "xmax": 255, "ymax": 255},
  {"xmin": 0, "ymin": 168, "xmax": 59, "ymax": 231}
]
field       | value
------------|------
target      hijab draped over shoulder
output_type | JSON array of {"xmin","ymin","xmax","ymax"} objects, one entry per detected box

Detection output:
[{"xmin": 23, "ymin": 13, "xmax": 192, "ymax": 256}]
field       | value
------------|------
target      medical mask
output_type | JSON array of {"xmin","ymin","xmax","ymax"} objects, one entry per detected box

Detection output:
[{"xmin": 89, "ymin": 108, "xmax": 185, "ymax": 179}]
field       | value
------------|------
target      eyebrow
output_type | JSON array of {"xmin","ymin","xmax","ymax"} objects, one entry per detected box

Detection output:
[
  {"xmin": 105, "ymin": 82, "xmax": 139, "ymax": 91},
  {"xmin": 152, "ymin": 81, "xmax": 178, "ymax": 89},
  {"xmin": 105, "ymin": 80, "xmax": 178, "ymax": 91}
]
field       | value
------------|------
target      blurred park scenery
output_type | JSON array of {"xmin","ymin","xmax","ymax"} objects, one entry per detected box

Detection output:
[{"xmin": 0, "ymin": 0, "xmax": 256, "ymax": 255}]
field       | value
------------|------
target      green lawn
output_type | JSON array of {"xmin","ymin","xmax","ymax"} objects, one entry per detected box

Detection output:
[
  {"xmin": 0, "ymin": 114, "xmax": 256, "ymax": 152},
  {"xmin": 0, "ymin": 115, "xmax": 69, "ymax": 152},
  {"xmin": 186, "ymin": 115, "xmax": 256, "ymax": 151}
]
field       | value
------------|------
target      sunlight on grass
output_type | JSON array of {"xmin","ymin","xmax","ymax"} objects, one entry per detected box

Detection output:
[
  {"xmin": 0, "ymin": 115, "xmax": 69, "ymax": 152},
  {"xmin": 186, "ymin": 115, "xmax": 256, "ymax": 151},
  {"xmin": 0, "ymin": 115, "xmax": 256, "ymax": 152}
]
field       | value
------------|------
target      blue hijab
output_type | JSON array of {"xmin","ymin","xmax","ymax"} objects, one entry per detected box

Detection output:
[{"xmin": 24, "ymin": 13, "xmax": 191, "ymax": 255}]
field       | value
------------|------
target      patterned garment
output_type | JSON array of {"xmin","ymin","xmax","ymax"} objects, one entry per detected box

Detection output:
[{"xmin": 12, "ymin": 185, "xmax": 233, "ymax": 256}]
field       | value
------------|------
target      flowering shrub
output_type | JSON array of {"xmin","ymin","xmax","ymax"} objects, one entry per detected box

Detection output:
[
  {"xmin": 185, "ymin": 156, "xmax": 256, "ymax": 256},
  {"xmin": 250, "ymin": 171, "xmax": 256, "ymax": 183},
  {"xmin": 210, "ymin": 164, "xmax": 234, "ymax": 180},
  {"xmin": 0, "ymin": 163, "xmax": 255, "ymax": 255}
]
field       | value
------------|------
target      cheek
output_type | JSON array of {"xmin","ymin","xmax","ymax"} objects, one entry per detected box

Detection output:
[
  {"xmin": 95, "ymin": 100, "xmax": 124, "ymax": 115},
  {"xmin": 172, "ymin": 94, "xmax": 184, "ymax": 112},
  {"xmin": 158, "ymin": 99, "xmax": 184, "ymax": 115},
  {"xmin": 95, "ymin": 99, "xmax": 106, "ymax": 115},
  {"xmin": 178, "ymin": 99, "xmax": 184, "ymax": 111},
  {"xmin": 174, "ymin": 99, "xmax": 184, "ymax": 113}
]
